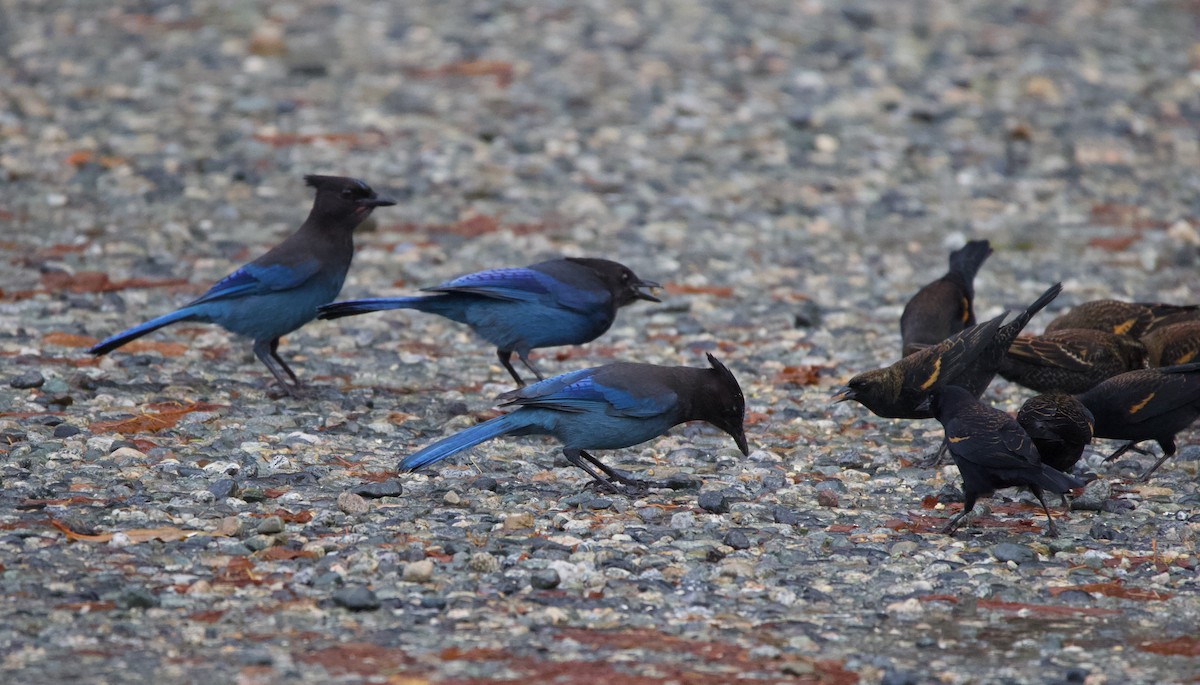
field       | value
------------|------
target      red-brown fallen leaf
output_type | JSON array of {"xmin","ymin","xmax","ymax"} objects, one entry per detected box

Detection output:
[
  {"xmin": 772, "ymin": 365, "xmax": 821, "ymax": 386},
  {"xmin": 39, "ymin": 270, "xmax": 189, "ymax": 294},
  {"xmin": 439, "ymin": 647, "xmax": 510, "ymax": 661},
  {"xmin": 262, "ymin": 488, "xmax": 287, "ymax": 499},
  {"xmin": 1048, "ymin": 581, "xmax": 1171, "ymax": 601},
  {"xmin": 826, "ymin": 524, "xmax": 857, "ymax": 533},
  {"xmin": 21, "ymin": 496, "xmax": 114, "ymax": 507},
  {"xmin": 664, "ymin": 283, "xmax": 735, "ymax": 298},
  {"xmin": 1089, "ymin": 202, "xmax": 1140, "ymax": 226},
  {"xmin": 295, "ymin": 643, "xmax": 422, "ymax": 677},
  {"xmin": 253, "ymin": 508, "xmax": 313, "ymax": 524},
  {"xmin": 743, "ymin": 411, "xmax": 770, "ymax": 426},
  {"xmin": 49, "ymin": 518, "xmax": 194, "ymax": 543},
  {"xmin": 1139, "ymin": 636, "xmax": 1200, "ymax": 656},
  {"xmin": 88, "ymin": 401, "xmax": 223, "ymax": 434},
  {"xmin": 920, "ymin": 495, "xmax": 940, "ymax": 509},
  {"xmin": 121, "ymin": 340, "xmax": 188, "ymax": 356},
  {"xmin": 1088, "ymin": 234, "xmax": 1140, "ymax": 251},
  {"xmin": 251, "ymin": 131, "xmax": 388, "ymax": 148},
  {"xmin": 258, "ymin": 547, "xmax": 320, "ymax": 561},
  {"xmin": 55, "ymin": 601, "xmax": 116, "ymax": 612},
  {"xmin": 213, "ymin": 557, "xmax": 261, "ymax": 587},
  {"xmin": 42, "ymin": 332, "xmax": 99, "ymax": 348},
  {"xmin": 408, "ymin": 59, "xmax": 514, "ymax": 88}
]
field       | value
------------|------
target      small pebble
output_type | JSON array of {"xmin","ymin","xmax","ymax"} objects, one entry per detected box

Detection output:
[
  {"xmin": 337, "ymin": 491, "xmax": 370, "ymax": 515},
  {"xmin": 256, "ymin": 516, "xmax": 284, "ymax": 534},
  {"xmin": 352, "ymin": 480, "xmax": 403, "ymax": 499},
  {"xmin": 992, "ymin": 543, "xmax": 1037, "ymax": 565},
  {"xmin": 816, "ymin": 490, "xmax": 839, "ymax": 507},
  {"xmin": 10, "ymin": 370, "xmax": 45, "ymax": 389},
  {"xmin": 469, "ymin": 552, "xmax": 500, "ymax": 573},
  {"xmin": 403, "ymin": 559, "xmax": 434, "ymax": 582},
  {"xmin": 332, "ymin": 585, "xmax": 380, "ymax": 612},
  {"xmin": 530, "ymin": 568, "xmax": 561, "ymax": 590},
  {"xmin": 52, "ymin": 424, "xmax": 82, "ymax": 438},
  {"xmin": 698, "ymin": 491, "xmax": 731, "ymax": 514}
]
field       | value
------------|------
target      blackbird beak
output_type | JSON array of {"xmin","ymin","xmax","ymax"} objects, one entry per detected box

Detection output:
[
  {"xmin": 729, "ymin": 426, "xmax": 750, "ymax": 456},
  {"xmin": 634, "ymin": 279, "xmax": 662, "ymax": 302},
  {"xmin": 830, "ymin": 386, "xmax": 856, "ymax": 404}
]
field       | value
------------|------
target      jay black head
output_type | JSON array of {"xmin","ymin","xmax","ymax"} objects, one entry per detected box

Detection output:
[
  {"xmin": 304, "ymin": 175, "xmax": 396, "ymax": 226},
  {"xmin": 695, "ymin": 353, "xmax": 750, "ymax": 455},
  {"xmin": 566, "ymin": 257, "xmax": 661, "ymax": 306}
]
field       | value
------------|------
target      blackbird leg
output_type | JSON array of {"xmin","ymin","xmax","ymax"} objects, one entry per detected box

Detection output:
[
  {"xmin": 941, "ymin": 494, "xmax": 976, "ymax": 536},
  {"xmin": 254, "ymin": 339, "xmax": 298, "ymax": 396},
  {"xmin": 270, "ymin": 337, "xmax": 300, "ymax": 385},
  {"xmin": 497, "ymin": 349, "xmax": 525, "ymax": 386},
  {"xmin": 917, "ymin": 438, "xmax": 950, "ymax": 468},
  {"xmin": 1104, "ymin": 440, "xmax": 1151, "ymax": 462},
  {"xmin": 561, "ymin": 448, "xmax": 620, "ymax": 492},
  {"xmin": 1030, "ymin": 486, "xmax": 1059, "ymax": 537},
  {"xmin": 1134, "ymin": 440, "xmax": 1177, "ymax": 483}
]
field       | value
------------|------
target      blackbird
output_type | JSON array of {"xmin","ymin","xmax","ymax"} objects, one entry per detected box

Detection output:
[
  {"xmin": 1017, "ymin": 392, "xmax": 1095, "ymax": 473},
  {"xmin": 834, "ymin": 283, "xmax": 1063, "ymax": 421},
  {"xmin": 1045, "ymin": 299, "xmax": 1200, "ymax": 339},
  {"xmin": 900, "ymin": 239, "xmax": 992, "ymax": 357},
  {"xmin": 1077, "ymin": 362, "xmax": 1200, "ymax": 481},
  {"xmin": 930, "ymin": 385, "xmax": 1086, "ymax": 537},
  {"xmin": 998, "ymin": 328, "xmax": 1147, "ymax": 394},
  {"xmin": 1140, "ymin": 321, "xmax": 1200, "ymax": 367}
]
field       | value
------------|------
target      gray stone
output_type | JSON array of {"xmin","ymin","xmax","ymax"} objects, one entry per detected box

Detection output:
[
  {"xmin": 332, "ymin": 585, "xmax": 380, "ymax": 611},
  {"xmin": 698, "ymin": 490, "xmax": 731, "ymax": 514},
  {"xmin": 1072, "ymin": 479, "xmax": 1111, "ymax": 512},
  {"xmin": 991, "ymin": 543, "xmax": 1037, "ymax": 565},
  {"xmin": 352, "ymin": 480, "xmax": 404, "ymax": 499},
  {"xmin": 10, "ymin": 370, "xmax": 45, "ymax": 389}
]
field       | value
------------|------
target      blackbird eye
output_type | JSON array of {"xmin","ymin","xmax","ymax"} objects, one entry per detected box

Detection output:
[{"xmin": 341, "ymin": 187, "xmax": 355, "ymax": 198}]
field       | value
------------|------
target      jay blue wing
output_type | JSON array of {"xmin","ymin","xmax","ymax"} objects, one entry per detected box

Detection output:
[
  {"xmin": 318, "ymin": 257, "xmax": 660, "ymax": 385},
  {"xmin": 89, "ymin": 175, "xmax": 395, "ymax": 395},
  {"xmin": 398, "ymin": 354, "xmax": 748, "ymax": 490}
]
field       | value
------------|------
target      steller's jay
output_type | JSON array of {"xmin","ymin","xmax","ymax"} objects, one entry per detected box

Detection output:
[
  {"xmin": 90, "ymin": 175, "xmax": 395, "ymax": 395},
  {"xmin": 318, "ymin": 257, "xmax": 660, "ymax": 385},
  {"xmin": 398, "ymin": 353, "xmax": 749, "ymax": 490}
]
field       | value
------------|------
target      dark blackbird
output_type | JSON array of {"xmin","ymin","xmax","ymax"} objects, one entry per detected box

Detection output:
[
  {"xmin": 950, "ymin": 282, "xmax": 1065, "ymax": 399},
  {"xmin": 831, "ymin": 313, "xmax": 1006, "ymax": 419},
  {"xmin": 833, "ymin": 283, "xmax": 1062, "ymax": 422},
  {"xmin": 1045, "ymin": 299, "xmax": 1200, "ymax": 338},
  {"xmin": 998, "ymin": 329, "xmax": 1147, "ymax": 394},
  {"xmin": 900, "ymin": 239, "xmax": 992, "ymax": 357},
  {"xmin": 1141, "ymin": 321, "xmax": 1200, "ymax": 367},
  {"xmin": 930, "ymin": 386, "xmax": 1086, "ymax": 536},
  {"xmin": 1077, "ymin": 362, "xmax": 1200, "ymax": 481},
  {"xmin": 1017, "ymin": 393, "xmax": 1095, "ymax": 473}
]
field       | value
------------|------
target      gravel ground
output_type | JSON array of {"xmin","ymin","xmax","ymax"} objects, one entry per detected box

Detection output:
[{"xmin": 3, "ymin": 1, "xmax": 1200, "ymax": 683}]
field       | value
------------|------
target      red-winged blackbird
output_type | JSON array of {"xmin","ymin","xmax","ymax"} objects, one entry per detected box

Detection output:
[
  {"xmin": 1045, "ymin": 299, "xmax": 1200, "ymax": 338},
  {"xmin": 1017, "ymin": 392, "xmax": 1095, "ymax": 473},
  {"xmin": 998, "ymin": 329, "xmax": 1147, "ymax": 394},
  {"xmin": 834, "ymin": 283, "xmax": 1063, "ymax": 421},
  {"xmin": 1141, "ymin": 321, "xmax": 1200, "ymax": 367},
  {"xmin": 832, "ymin": 313, "xmax": 1006, "ymax": 419},
  {"xmin": 1077, "ymin": 362, "xmax": 1200, "ymax": 481},
  {"xmin": 930, "ymin": 385, "xmax": 1086, "ymax": 536},
  {"xmin": 900, "ymin": 240, "xmax": 992, "ymax": 357}
]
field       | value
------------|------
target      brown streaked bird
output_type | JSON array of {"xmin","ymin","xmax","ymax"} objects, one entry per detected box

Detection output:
[
  {"xmin": 1017, "ymin": 392, "xmax": 1095, "ymax": 474},
  {"xmin": 998, "ymin": 328, "xmax": 1147, "ymax": 394},
  {"xmin": 1141, "ymin": 321, "xmax": 1200, "ymax": 367},
  {"xmin": 900, "ymin": 239, "xmax": 992, "ymax": 357},
  {"xmin": 1045, "ymin": 299, "xmax": 1200, "ymax": 339},
  {"xmin": 834, "ymin": 283, "xmax": 1063, "ymax": 422},
  {"xmin": 1077, "ymin": 362, "xmax": 1200, "ymax": 481},
  {"xmin": 832, "ymin": 313, "xmax": 1007, "ymax": 420},
  {"xmin": 930, "ymin": 386, "xmax": 1086, "ymax": 537}
]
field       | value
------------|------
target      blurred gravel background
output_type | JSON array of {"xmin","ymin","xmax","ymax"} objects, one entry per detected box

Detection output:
[{"xmin": 3, "ymin": 1, "xmax": 1200, "ymax": 683}]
